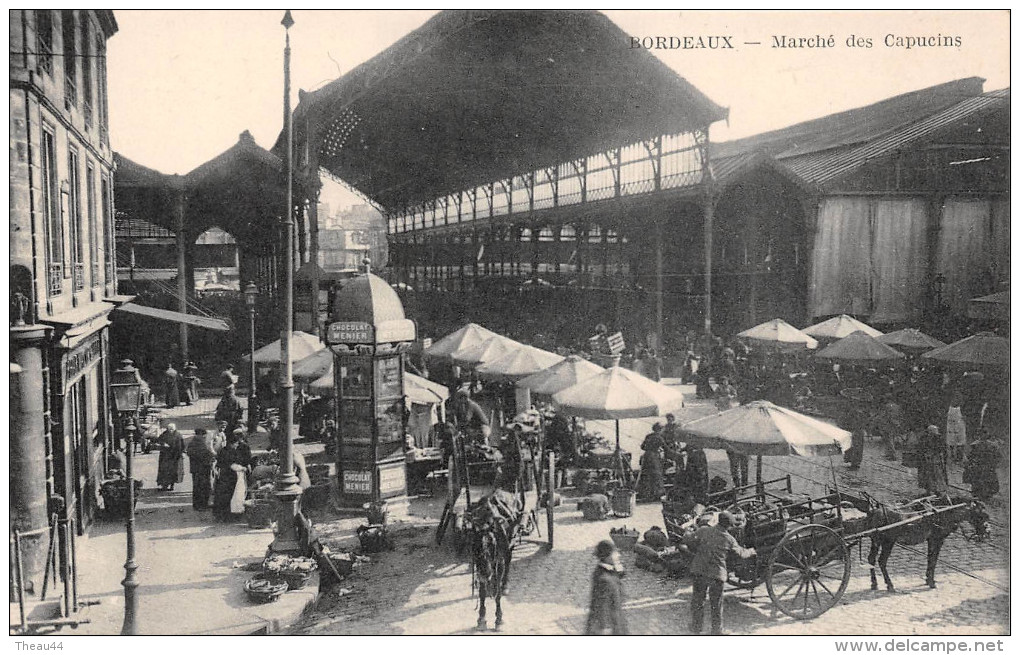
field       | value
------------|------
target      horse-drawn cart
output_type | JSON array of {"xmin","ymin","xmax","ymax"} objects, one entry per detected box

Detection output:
[{"xmin": 663, "ymin": 477, "xmax": 984, "ymax": 620}]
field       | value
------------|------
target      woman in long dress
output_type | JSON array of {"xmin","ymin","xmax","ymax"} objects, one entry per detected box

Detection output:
[
  {"xmin": 156, "ymin": 422, "xmax": 185, "ymax": 491},
  {"xmin": 212, "ymin": 429, "xmax": 253, "ymax": 521},
  {"xmin": 964, "ymin": 432, "xmax": 1000, "ymax": 501},
  {"xmin": 637, "ymin": 425, "xmax": 665, "ymax": 502},
  {"xmin": 917, "ymin": 425, "xmax": 948, "ymax": 494},
  {"xmin": 163, "ymin": 364, "xmax": 180, "ymax": 408}
]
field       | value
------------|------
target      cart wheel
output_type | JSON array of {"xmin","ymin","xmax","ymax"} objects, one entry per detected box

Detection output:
[{"xmin": 766, "ymin": 523, "xmax": 849, "ymax": 620}]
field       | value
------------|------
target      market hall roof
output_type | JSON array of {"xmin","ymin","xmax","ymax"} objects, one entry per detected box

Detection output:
[
  {"xmin": 711, "ymin": 77, "xmax": 1010, "ymax": 190},
  {"xmin": 114, "ymin": 131, "xmax": 289, "ymax": 246},
  {"xmin": 277, "ymin": 9, "xmax": 728, "ymax": 212}
]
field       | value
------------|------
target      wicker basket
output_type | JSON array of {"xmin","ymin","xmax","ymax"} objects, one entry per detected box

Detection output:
[
  {"xmin": 244, "ymin": 574, "xmax": 288, "ymax": 603},
  {"xmin": 610, "ymin": 489, "xmax": 635, "ymax": 518},
  {"xmin": 101, "ymin": 479, "xmax": 143, "ymax": 519},
  {"xmin": 609, "ymin": 529, "xmax": 640, "ymax": 551},
  {"xmin": 244, "ymin": 500, "xmax": 274, "ymax": 529},
  {"xmin": 279, "ymin": 569, "xmax": 312, "ymax": 591}
]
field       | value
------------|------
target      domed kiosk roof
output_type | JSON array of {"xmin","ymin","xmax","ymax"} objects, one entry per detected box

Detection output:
[{"xmin": 328, "ymin": 272, "xmax": 416, "ymax": 345}]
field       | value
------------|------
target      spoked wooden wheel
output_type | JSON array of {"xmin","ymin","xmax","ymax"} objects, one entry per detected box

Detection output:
[{"xmin": 766, "ymin": 524, "xmax": 850, "ymax": 620}]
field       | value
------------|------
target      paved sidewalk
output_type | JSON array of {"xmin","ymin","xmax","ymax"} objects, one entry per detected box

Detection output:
[{"xmin": 70, "ymin": 397, "xmax": 318, "ymax": 635}]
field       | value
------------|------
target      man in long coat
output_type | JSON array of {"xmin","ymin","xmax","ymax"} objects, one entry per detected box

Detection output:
[
  {"xmin": 156, "ymin": 422, "xmax": 185, "ymax": 491},
  {"xmin": 186, "ymin": 428, "xmax": 217, "ymax": 510}
]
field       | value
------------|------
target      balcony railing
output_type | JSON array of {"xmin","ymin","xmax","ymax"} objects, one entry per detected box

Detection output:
[
  {"xmin": 48, "ymin": 263, "xmax": 63, "ymax": 296},
  {"xmin": 73, "ymin": 262, "xmax": 86, "ymax": 291}
]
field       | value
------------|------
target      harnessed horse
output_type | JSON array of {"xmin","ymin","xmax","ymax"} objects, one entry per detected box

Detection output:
[{"xmin": 854, "ymin": 493, "xmax": 989, "ymax": 592}]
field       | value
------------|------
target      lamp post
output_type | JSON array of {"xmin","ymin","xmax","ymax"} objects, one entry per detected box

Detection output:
[
  {"xmin": 244, "ymin": 282, "xmax": 259, "ymax": 432},
  {"xmin": 272, "ymin": 9, "xmax": 302, "ymax": 553},
  {"xmin": 110, "ymin": 360, "xmax": 143, "ymax": 635}
]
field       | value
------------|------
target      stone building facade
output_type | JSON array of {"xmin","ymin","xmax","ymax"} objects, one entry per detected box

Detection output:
[{"xmin": 10, "ymin": 9, "xmax": 120, "ymax": 593}]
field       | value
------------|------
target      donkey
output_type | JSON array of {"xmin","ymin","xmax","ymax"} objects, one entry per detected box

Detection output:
[{"xmin": 857, "ymin": 494, "xmax": 989, "ymax": 592}]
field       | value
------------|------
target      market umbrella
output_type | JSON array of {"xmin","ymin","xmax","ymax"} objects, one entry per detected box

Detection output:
[
  {"xmin": 814, "ymin": 331, "xmax": 906, "ymax": 363},
  {"xmin": 681, "ymin": 400, "xmax": 852, "ymax": 457},
  {"xmin": 804, "ymin": 314, "xmax": 883, "ymax": 341},
  {"xmin": 517, "ymin": 354, "xmax": 605, "ymax": 396},
  {"xmin": 681, "ymin": 400, "xmax": 852, "ymax": 492},
  {"xmin": 968, "ymin": 291, "xmax": 1009, "ymax": 322},
  {"xmin": 241, "ymin": 331, "xmax": 325, "ymax": 364},
  {"xmin": 922, "ymin": 332, "xmax": 1010, "ymax": 368},
  {"xmin": 877, "ymin": 328, "xmax": 946, "ymax": 354},
  {"xmin": 292, "ymin": 348, "xmax": 333, "ymax": 382},
  {"xmin": 423, "ymin": 323, "xmax": 498, "ymax": 361},
  {"xmin": 737, "ymin": 318, "xmax": 818, "ymax": 350},
  {"xmin": 449, "ymin": 334, "xmax": 522, "ymax": 368},
  {"xmin": 552, "ymin": 366, "xmax": 684, "ymax": 451},
  {"xmin": 474, "ymin": 345, "xmax": 565, "ymax": 382}
]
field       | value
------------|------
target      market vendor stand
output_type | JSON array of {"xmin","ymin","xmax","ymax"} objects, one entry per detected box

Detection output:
[{"xmin": 552, "ymin": 365, "xmax": 684, "ymax": 517}]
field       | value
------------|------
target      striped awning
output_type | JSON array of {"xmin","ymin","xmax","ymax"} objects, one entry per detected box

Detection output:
[{"xmin": 116, "ymin": 303, "xmax": 230, "ymax": 331}]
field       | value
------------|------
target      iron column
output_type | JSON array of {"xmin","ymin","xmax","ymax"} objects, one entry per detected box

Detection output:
[{"xmin": 272, "ymin": 9, "xmax": 302, "ymax": 553}]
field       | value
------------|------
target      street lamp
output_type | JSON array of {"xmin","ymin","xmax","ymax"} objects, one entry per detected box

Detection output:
[
  {"xmin": 271, "ymin": 8, "xmax": 302, "ymax": 554},
  {"xmin": 110, "ymin": 360, "xmax": 143, "ymax": 635},
  {"xmin": 244, "ymin": 282, "xmax": 259, "ymax": 431}
]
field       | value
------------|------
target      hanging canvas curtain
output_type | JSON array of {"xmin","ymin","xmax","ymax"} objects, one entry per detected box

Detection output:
[
  {"xmin": 937, "ymin": 198, "xmax": 994, "ymax": 314},
  {"xmin": 809, "ymin": 197, "xmax": 872, "ymax": 318},
  {"xmin": 870, "ymin": 199, "xmax": 930, "ymax": 324},
  {"xmin": 991, "ymin": 200, "xmax": 1010, "ymax": 288}
]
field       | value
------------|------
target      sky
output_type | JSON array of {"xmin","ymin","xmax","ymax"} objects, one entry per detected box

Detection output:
[{"xmin": 106, "ymin": 9, "xmax": 1010, "ymax": 210}]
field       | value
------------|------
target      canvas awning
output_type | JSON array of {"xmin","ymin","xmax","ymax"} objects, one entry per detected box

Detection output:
[{"xmin": 115, "ymin": 303, "xmax": 230, "ymax": 331}]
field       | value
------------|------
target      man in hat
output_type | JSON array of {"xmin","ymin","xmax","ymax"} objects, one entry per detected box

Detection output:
[
  {"xmin": 220, "ymin": 364, "xmax": 239, "ymax": 390},
  {"xmin": 683, "ymin": 511, "xmax": 756, "ymax": 635},
  {"xmin": 585, "ymin": 539, "xmax": 628, "ymax": 635},
  {"xmin": 186, "ymin": 428, "xmax": 217, "ymax": 510}
]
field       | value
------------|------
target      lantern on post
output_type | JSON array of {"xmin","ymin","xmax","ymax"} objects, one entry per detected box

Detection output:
[{"xmin": 109, "ymin": 359, "xmax": 143, "ymax": 635}]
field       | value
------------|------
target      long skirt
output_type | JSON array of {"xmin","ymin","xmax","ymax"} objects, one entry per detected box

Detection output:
[
  {"xmin": 157, "ymin": 453, "xmax": 183, "ymax": 488},
  {"xmin": 637, "ymin": 453, "xmax": 664, "ymax": 501},
  {"xmin": 164, "ymin": 381, "xmax": 180, "ymax": 408},
  {"xmin": 191, "ymin": 463, "xmax": 213, "ymax": 509},
  {"xmin": 917, "ymin": 453, "xmax": 948, "ymax": 494},
  {"xmin": 945, "ymin": 407, "xmax": 967, "ymax": 447},
  {"xmin": 213, "ymin": 469, "xmax": 240, "ymax": 519}
]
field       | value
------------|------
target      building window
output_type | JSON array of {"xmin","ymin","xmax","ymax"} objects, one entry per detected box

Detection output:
[
  {"xmin": 41, "ymin": 127, "xmax": 63, "ymax": 295},
  {"xmin": 87, "ymin": 163, "xmax": 99, "ymax": 286},
  {"xmin": 81, "ymin": 18, "xmax": 93, "ymax": 128},
  {"xmin": 68, "ymin": 148, "xmax": 84, "ymax": 290},
  {"xmin": 96, "ymin": 37, "xmax": 109, "ymax": 140},
  {"xmin": 62, "ymin": 10, "xmax": 77, "ymax": 108},
  {"xmin": 101, "ymin": 175, "xmax": 114, "ymax": 286},
  {"xmin": 35, "ymin": 10, "xmax": 54, "ymax": 76}
]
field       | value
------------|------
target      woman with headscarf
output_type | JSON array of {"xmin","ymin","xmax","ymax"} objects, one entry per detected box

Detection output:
[
  {"xmin": 917, "ymin": 425, "xmax": 948, "ymax": 494},
  {"xmin": 156, "ymin": 422, "xmax": 185, "ymax": 491},
  {"xmin": 212, "ymin": 428, "xmax": 253, "ymax": 521},
  {"xmin": 637, "ymin": 424, "xmax": 665, "ymax": 502}
]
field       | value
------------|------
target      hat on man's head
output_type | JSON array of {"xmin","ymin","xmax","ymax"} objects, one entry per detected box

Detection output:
[
  {"xmin": 594, "ymin": 539, "xmax": 617, "ymax": 560},
  {"xmin": 717, "ymin": 511, "xmax": 737, "ymax": 528}
]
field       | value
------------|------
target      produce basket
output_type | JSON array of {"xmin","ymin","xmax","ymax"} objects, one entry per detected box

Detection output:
[
  {"xmin": 244, "ymin": 499, "xmax": 274, "ymax": 529},
  {"xmin": 609, "ymin": 526, "xmax": 639, "ymax": 551},
  {"xmin": 244, "ymin": 573, "xmax": 288, "ymax": 603},
  {"xmin": 263, "ymin": 554, "xmax": 318, "ymax": 590},
  {"xmin": 101, "ymin": 479, "xmax": 143, "ymax": 519},
  {"xmin": 610, "ymin": 488, "xmax": 635, "ymax": 518}
]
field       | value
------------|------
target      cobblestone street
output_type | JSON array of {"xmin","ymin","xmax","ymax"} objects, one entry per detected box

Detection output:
[{"xmin": 294, "ymin": 394, "xmax": 1010, "ymax": 636}]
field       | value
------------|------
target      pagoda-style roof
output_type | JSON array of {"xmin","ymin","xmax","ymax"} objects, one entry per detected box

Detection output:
[{"xmin": 279, "ymin": 10, "xmax": 726, "ymax": 211}]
